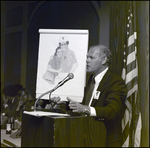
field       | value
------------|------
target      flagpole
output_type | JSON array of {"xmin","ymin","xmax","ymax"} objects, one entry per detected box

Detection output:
[
  {"xmin": 132, "ymin": 1, "xmax": 138, "ymax": 147},
  {"xmin": 132, "ymin": 1, "xmax": 139, "ymax": 147}
]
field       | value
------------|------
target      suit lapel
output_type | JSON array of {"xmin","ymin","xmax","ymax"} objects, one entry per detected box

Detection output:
[
  {"xmin": 98, "ymin": 69, "xmax": 111, "ymax": 92},
  {"xmin": 82, "ymin": 74, "xmax": 94, "ymax": 104},
  {"xmin": 91, "ymin": 69, "xmax": 111, "ymax": 106}
]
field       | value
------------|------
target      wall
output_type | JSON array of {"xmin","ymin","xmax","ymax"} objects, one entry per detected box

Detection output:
[
  {"xmin": 99, "ymin": 1, "xmax": 110, "ymax": 47},
  {"xmin": 1, "ymin": 1, "xmax": 110, "ymax": 97}
]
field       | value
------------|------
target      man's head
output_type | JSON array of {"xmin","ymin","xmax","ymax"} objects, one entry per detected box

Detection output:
[
  {"xmin": 59, "ymin": 37, "xmax": 69, "ymax": 50},
  {"xmin": 18, "ymin": 88, "xmax": 33, "ymax": 102},
  {"xmin": 86, "ymin": 44, "xmax": 112, "ymax": 76}
]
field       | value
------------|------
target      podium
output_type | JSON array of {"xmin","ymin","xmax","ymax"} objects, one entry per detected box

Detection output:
[{"xmin": 21, "ymin": 112, "xmax": 106, "ymax": 147}]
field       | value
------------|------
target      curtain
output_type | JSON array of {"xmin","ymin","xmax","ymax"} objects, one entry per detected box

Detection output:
[{"xmin": 109, "ymin": 1, "xmax": 128, "ymax": 76}]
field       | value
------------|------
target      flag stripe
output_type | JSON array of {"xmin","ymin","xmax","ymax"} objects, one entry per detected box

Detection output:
[
  {"xmin": 127, "ymin": 52, "xmax": 136, "ymax": 65},
  {"xmin": 122, "ymin": 108, "xmax": 130, "ymax": 131},
  {"xmin": 126, "ymin": 60, "xmax": 136, "ymax": 73},
  {"xmin": 122, "ymin": 121, "xmax": 130, "ymax": 139},
  {"xmin": 127, "ymin": 43, "xmax": 135, "ymax": 54},
  {"xmin": 126, "ymin": 84, "xmax": 138, "ymax": 98},
  {"xmin": 126, "ymin": 77, "xmax": 138, "ymax": 91},
  {"xmin": 134, "ymin": 112, "xmax": 142, "ymax": 147},
  {"xmin": 122, "ymin": 135, "xmax": 130, "ymax": 147},
  {"xmin": 125, "ymin": 68, "xmax": 137, "ymax": 84},
  {"xmin": 128, "ymin": 34, "xmax": 135, "ymax": 46},
  {"xmin": 125, "ymin": 96, "xmax": 132, "ymax": 111}
]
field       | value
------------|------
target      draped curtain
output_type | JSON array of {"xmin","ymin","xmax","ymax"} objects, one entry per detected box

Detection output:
[
  {"xmin": 109, "ymin": 1, "xmax": 128, "ymax": 76},
  {"xmin": 109, "ymin": 2, "xmax": 149, "ymax": 147}
]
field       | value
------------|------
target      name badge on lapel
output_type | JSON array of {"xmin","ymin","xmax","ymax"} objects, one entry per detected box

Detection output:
[{"xmin": 94, "ymin": 91, "xmax": 100, "ymax": 100}]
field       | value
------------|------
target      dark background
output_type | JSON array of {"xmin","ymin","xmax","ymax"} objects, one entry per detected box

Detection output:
[{"xmin": 1, "ymin": 1, "xmax": 149, "ymax": 147}]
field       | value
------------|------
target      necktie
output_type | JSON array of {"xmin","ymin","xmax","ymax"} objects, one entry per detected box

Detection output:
[{"xmin": 84, "ymin": 77, "xmax": 95, "ymax": 105}]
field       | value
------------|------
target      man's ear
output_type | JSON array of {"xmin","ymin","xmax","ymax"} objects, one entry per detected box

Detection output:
[{"xmin": 102, "ymin": 57, "xmax": 107, "ymax": 65}]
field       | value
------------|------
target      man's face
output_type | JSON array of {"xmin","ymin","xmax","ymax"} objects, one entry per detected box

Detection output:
[
  {"xmin": 86, "ymin": 47, "xmax": 103, "ymax": 74},
  {"xmin": 19, "ymin": 91, "xmax": 28, "ymax": 102},
  {"xmin": 60, "ymin": 42, "xmax": 68, "ymax": 50}
]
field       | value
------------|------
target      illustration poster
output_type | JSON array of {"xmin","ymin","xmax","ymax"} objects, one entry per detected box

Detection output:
[{"xmin": 36, "ymin": 29, "xmax": 89, "ymax": 102}]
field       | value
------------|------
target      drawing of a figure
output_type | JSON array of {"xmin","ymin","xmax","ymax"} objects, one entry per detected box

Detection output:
[
  {"xmin": 43, "ymin": 46, "xmax": 62, "ymax": 84},
  {"xmin": 59, "ymin": 36, "xmax": 78, "ymax": 73},
  {"xmin": 43, "ymin": 36, "xmax": 78, "ymax": 84}
]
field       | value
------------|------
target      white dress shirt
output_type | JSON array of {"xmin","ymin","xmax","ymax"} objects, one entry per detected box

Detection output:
[{"xmin": 89, "ymin": 67, "xmax": 108, "ymax": 116}]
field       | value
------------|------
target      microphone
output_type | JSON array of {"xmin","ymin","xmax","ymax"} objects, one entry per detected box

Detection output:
[
  {"xmin": 34, "ymin": 73, "xmax": 74, "ymax": 111},
  {"xmin": 57, "ymin": 73, "xmax": 74, "ymax": 87}
]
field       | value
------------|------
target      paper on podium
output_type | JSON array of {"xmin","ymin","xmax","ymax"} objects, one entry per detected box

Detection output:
[{"xmin": 23, "ymin": 111, "xmax": 70, "ymax": 117}]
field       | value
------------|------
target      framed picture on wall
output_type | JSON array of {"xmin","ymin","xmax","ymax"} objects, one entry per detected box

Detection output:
[{"xmin": 36, "ymin": 29, "xmax": 89, "ymax": 102}]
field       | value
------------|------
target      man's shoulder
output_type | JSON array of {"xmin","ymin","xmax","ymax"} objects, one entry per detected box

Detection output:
[
  {"xmin": 107, "ymin": 69, "xmax": 124, "ymax": 81},
  {"xmin": 67, "ymin": 48, "xmax": 74, "ymax": 53}
]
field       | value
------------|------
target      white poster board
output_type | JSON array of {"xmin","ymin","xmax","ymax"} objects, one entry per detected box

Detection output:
[{"xmin": 36, "ymin": 29, "xmax": 89, "ymax": 102}]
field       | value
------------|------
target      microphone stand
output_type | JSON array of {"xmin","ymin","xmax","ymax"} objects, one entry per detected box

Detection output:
[
  {"xmin": 34, "ymin": 73, "xmax": 74, "ymax": 111},
  {"xmin": 34, "ymin": 84, "xmax": 63, "ymax": 112}
]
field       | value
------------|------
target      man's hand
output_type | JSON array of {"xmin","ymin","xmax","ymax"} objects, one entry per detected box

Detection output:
[
  {"xmin": 50, "ymin": 96, "xmax": 61, "ymax": 104},
  {"xmin": 67, "ymin": 97, "xmax": 90, "ymax": 114},
  {"xmin": 49, "ymin": 96, "xmax": 63, "ymax": 108}
]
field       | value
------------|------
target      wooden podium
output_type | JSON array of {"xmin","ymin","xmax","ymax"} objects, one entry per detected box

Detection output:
[{"xmin": 21, "ymin": 112, "xmax": 106, "ymax": 147}]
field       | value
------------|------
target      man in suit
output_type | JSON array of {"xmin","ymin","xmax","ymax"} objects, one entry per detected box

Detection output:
[{"xmin": 51, "ymin": 44, "xmax": 127, "ymax": 147}]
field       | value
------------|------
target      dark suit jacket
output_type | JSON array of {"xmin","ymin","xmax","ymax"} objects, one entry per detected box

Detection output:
[{"xmin": 82, "ymin": 69, "xmax": 127, "ymax": 146}]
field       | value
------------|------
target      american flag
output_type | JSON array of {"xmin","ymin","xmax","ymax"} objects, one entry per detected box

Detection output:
[{"xmin": 121, "ymin": 1, "xmax": 142, "ymax": 147}]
